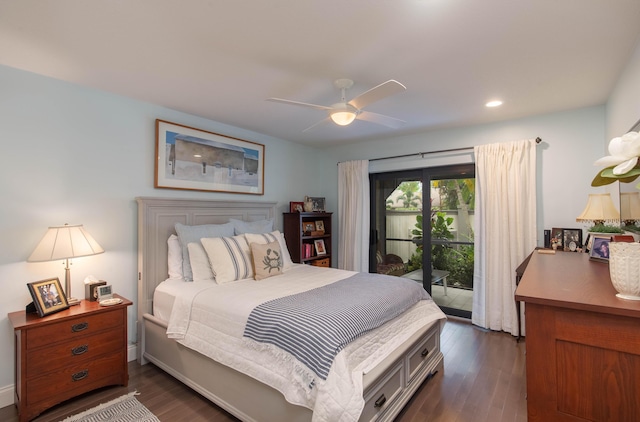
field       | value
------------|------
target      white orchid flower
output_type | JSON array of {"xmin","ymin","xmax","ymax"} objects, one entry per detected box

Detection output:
[{"xmin": 594, "ymin": 131, "xmax": 640, "ymax": 175}]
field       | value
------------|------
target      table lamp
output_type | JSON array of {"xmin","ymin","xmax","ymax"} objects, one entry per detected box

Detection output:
[
  {"xmin": 620, "ymin": 191, "xmax": 640, "ymax": 227},
  {"xmin": 576, "ymin": 193, "xmax": 620, "ymax": 227},
  {"xmin": 28, "ymin": 224, "xmax": 104, "ymax": 305}
]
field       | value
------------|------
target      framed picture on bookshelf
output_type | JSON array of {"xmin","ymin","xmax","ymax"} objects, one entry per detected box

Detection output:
[
  {"xmin": 315, "ymin": 220, "xmax": 325, "ymax": 233},
  {"xmin": 303, "ymin": 222, "xmax": 315, "ymax": 234},
  {"xmin": 314, "ymin": 239, "xmax": 327, "ymax": 255},
  {"xmin": 290, "ymin": 201, "xmax": 304, "ymax": 213}
]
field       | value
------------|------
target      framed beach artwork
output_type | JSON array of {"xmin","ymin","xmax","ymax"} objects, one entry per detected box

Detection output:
[{"xmin": 155, "ymin": 119, "xmax": 265, "ymax": 195}]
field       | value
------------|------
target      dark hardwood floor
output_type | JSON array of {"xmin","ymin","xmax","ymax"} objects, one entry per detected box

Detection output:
[{"xmin": 0, "ymin": 318, "xmax": 527, "ymax": 422}]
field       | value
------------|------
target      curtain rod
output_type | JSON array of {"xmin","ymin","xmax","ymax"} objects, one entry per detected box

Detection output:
[{"xmin": 366, "ymin": 137, "xmax": 542, "ymax": 163}]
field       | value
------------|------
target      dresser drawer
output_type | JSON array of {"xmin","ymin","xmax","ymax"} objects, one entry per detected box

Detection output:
[
  {"xmin": 407, "ymin": 328, "xmax": 438, "ymax": 382},
  {"xmin": 27, "ymin": 350, "xmax": 125, "ymax": 406},
  {"xmin": 361, "ymin": 361, "xmax": 404, "ymax": 422},
  {"xmin": 26, "ymin": 328, "xmax": 123, "ymax": 378},
  {"xmin": 26, "ymin": 309, "xmax": 124, "ymax": 349}
]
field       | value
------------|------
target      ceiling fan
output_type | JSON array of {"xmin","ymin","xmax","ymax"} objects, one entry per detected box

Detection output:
[{"xmin": 267, "ymin": 79, "xmax": 407, "ymax": 132}]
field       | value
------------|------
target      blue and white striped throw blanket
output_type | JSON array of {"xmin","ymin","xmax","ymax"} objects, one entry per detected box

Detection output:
[{"xmin": 244, "ymin": 272, "xmax": 429, "ymax": 380}]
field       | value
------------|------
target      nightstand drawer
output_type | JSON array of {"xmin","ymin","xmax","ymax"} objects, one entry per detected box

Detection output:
[
  {"xmin": 27, "ymin": 350, "xmax": 125, "ymax": 406},
  {"xmin": 26, "ymin": 328, "xmax": 123, "ymax": 378},
  {"xmin": 26, "ymin": 310, "xmax": 124, "ymax": 349},
  {"xmin": 407, "ymin": 328, "xmax": 438, "ymax": 381}
]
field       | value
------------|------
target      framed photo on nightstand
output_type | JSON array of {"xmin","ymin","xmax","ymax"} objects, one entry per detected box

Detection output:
[{"xmin": 27, "ymin": 277, "xmax": 69, "ymax": 317}]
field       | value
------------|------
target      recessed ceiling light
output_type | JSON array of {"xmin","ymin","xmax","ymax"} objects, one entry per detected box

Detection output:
[{"xmin": 486, "ymin": 100, "xmax": 503, "ymax": 108}]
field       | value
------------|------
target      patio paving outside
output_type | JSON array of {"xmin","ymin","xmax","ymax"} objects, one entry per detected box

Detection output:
[{"xmin": 431, "ymin": 284, "xmax": 473, "ymax": 312}]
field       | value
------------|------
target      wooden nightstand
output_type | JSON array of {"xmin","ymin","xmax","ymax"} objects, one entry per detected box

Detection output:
[{"xmin": 8, "ymin": 295, "xmax": 132, "ymax": 422}]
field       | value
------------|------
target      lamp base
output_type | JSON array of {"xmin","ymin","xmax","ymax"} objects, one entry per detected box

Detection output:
[{"xmin": 67, "ymin": 297, "xmax": 81, "ymax": 306}]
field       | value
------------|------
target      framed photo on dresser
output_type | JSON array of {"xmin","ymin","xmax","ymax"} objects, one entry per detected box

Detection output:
[
  {"xmin": 589, "ymin": 235, "xmax": 611, "ymax": 262},
  {"xmin": 27, "ymin": 277, "xmax": 69, "ymax": 317},
  {"xmin": 562, "ymin": 228, "xmax": 582, "ymax": 252}
]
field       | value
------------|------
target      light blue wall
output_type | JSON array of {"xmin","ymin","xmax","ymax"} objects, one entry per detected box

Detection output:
[{"xmin": 0, "ymin": 64, "xmax": 329, "ymax": 393}]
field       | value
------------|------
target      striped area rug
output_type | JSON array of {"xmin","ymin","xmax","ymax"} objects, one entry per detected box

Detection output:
[{"xmin": 61, "ymin": 391, "xmax": 159, "ymax": 422}]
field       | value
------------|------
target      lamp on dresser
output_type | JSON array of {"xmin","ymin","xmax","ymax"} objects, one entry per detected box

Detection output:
[
  {"xmin": 575, "ymin": 193, "xmax": 620, "ymax": 227},
  {"xmin": 27, "ymin": 223, "xmax": 104, "ymax": 305}
]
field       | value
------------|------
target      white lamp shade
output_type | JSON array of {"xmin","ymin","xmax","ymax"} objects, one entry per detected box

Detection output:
[
  {"xmin": 576, "ymin": 193, "xmax": 620, "ymax": 223},
  {"xmin": 28, "ymin": 224, "xmax": 104, "ymax": 262}
]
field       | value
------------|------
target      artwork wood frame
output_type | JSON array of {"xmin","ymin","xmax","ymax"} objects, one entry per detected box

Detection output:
[
  {"xmin": 315, "ymin": 220, "xmax": 325, "ymax": 232},
  {"xmin": 27, "ymin": 277, "xmax": 69, "ymax": 317},
  {"xmin": 155, "ymin": 119, "xmax": 265, "ymax": 195}
]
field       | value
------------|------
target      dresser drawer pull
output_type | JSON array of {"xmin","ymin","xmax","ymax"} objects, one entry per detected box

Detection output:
[
  {"xmin": 421, "ymin": 348, "xmax": 430, "ymax": 358},
  {"xmin": 71, "ymin": 370, "xmax": 89, "ymax": 382},
  {"xmin": 374, "ymin": 394, "xmax": 387, "ymax": 408},
  {"xmin": 71, "ymin": 322, "xmax": 89, "ymax": 332},
  {"xmin": 71, "ymin": 345, "xmax": 89, "ymax": 355}
]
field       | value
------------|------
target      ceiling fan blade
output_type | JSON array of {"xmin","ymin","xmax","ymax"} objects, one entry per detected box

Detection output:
[
  {"xmin": 348, "ymin": 80, "xmax": 406, "ymax": 110},
  {"xmin": 356, "ymin": 111, "xmax": 406, "ymax": 128},
  {"xmin": 302, "ymin": 117, "xmax": 330, "ymax": 132},
  {"xmin": 267, "ymin": 98, "xmax": 332, "ymax": 111}
]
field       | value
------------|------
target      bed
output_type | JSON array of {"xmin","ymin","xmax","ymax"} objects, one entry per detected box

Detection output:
[{"xmin": 136, "ymin": 197, "xmax": 445, "ymax": 422}]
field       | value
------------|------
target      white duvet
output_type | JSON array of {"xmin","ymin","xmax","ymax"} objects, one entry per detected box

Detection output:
[{"xmin": 164, "ymin": 264, "xmax": 446, "ymax": 422}]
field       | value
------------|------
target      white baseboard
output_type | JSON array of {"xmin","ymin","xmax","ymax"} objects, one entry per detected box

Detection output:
[
  {"xmin": 0, "ymin": 384, "xmax": 14, "ymax": 409},
  {"xmin": 128, "ymin": 343, "xmax": 138, "ymax": 362},
  {"xmin": 0, "ymin": 344, "xmax": 139, "ymax": 410}
]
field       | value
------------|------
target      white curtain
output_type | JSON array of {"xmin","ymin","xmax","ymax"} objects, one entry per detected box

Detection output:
[
  {"xmin": 338, "ymin": 160, "xmax": 370, "ymax": 272},
  {"xmin": 472, "ymin": 139, "xmax": 537, "ymax": 336}
]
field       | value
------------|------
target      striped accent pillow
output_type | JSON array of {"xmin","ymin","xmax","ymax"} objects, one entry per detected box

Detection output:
[{"xmin": 201, "ymin": 235, "xmax": 253, "ymax": 284}]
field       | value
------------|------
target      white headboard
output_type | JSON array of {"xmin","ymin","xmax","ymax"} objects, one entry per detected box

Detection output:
[{"xmin": 136, "ymin": 197, "xmax": 277, "ymax": 331}]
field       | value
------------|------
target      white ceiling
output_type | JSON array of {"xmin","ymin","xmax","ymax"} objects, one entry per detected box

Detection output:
[{"xmin": 1, "ymin": 0, "xmax": 639, "ymax": 147}]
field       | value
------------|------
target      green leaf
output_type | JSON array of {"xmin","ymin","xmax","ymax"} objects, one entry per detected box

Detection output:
[{"xmin": 591, "ymin": 167, "xmax": 640, "ymax": 186}]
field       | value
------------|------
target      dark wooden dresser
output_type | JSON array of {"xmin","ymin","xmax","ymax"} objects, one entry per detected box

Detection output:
[
  {"xmin": 515, "ymin": 252, "xmax": 640, "ymax": 422},
  {"xmin": 9, "ymin": 295, "xmax": 131, "ymax": 421}
]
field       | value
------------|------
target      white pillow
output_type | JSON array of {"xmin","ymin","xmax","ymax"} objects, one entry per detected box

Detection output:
[
  {"xmin": 175, "ymin": 222, "xmax": 235, "ymax": 281},
  {"xmin": 229, "ymin": 218, "xmax": 274, "ymax": 235},
  {"xmin": 187, "ymin": 242, "xmax": 215, "ymax": 282},
  {"xmin": 244, "ymin": 230, "xmax": 293, "ymax": 271},
  {"xmin": 167, "ymin": 234, "xmax": 183, "ymax": 279},
  {"xmin": 250, "ymin": 241, "xmax": 283, "ymax": 280},
  {"xmin": 201, "ymin": 235, "xmax": 253, "ymax": 284}
]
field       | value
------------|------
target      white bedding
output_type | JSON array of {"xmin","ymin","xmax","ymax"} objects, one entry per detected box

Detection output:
[{"xmin": 157, "ymin": 264, "xmax": 446, "ymax": 422}]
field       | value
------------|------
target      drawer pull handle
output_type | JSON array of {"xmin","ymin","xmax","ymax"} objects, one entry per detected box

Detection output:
[
  {"xmin": 71, "ymin": 322, "xmax": 89, "ymax": 332},
  {"xmin": 421, "ymin": 348, "xmax": 430, "ymax": 358},
  {"xmin": 71, "ymin": 370, "xmax": 88, "ymax": 382},
  {"xmin": 374, "ymin": 394, "xmax": 387, "ymax": 408},
  {"xmin": 72, "ymin": 345, "xmax": 88, "ymax": 355}
]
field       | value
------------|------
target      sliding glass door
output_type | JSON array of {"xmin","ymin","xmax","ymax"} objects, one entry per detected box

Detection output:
[{"xmin": 370, "ymin": 164, "xmax": 475, "ymax": 318}]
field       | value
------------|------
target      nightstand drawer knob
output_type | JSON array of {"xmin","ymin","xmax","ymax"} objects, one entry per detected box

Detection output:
[
  {"xmin": 421, "ymin": 348, "xmax": 430, "ymax": 358},
  {"xmin": 71, "ymin": 369, "xmax": 89, "ymax": 382},
  {"xmin": 71, "ymin": 322, "xmax": 89, "ymax": 332},
  {"xmin": 71, "ymin": 345, "xmax": 89, "ymax": 355},
  {"xmin": 374, "ymin": 394, "xmax": 387, "ymax": 408}
]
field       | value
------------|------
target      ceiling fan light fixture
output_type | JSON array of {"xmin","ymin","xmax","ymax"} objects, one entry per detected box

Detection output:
[
  {"xmin": 330, "ymin": 110, "xmax": 357, "ymax": 126},
  {"xmin": 329, "ymin": 103, "xmax": 358, "ymax": 126}
]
